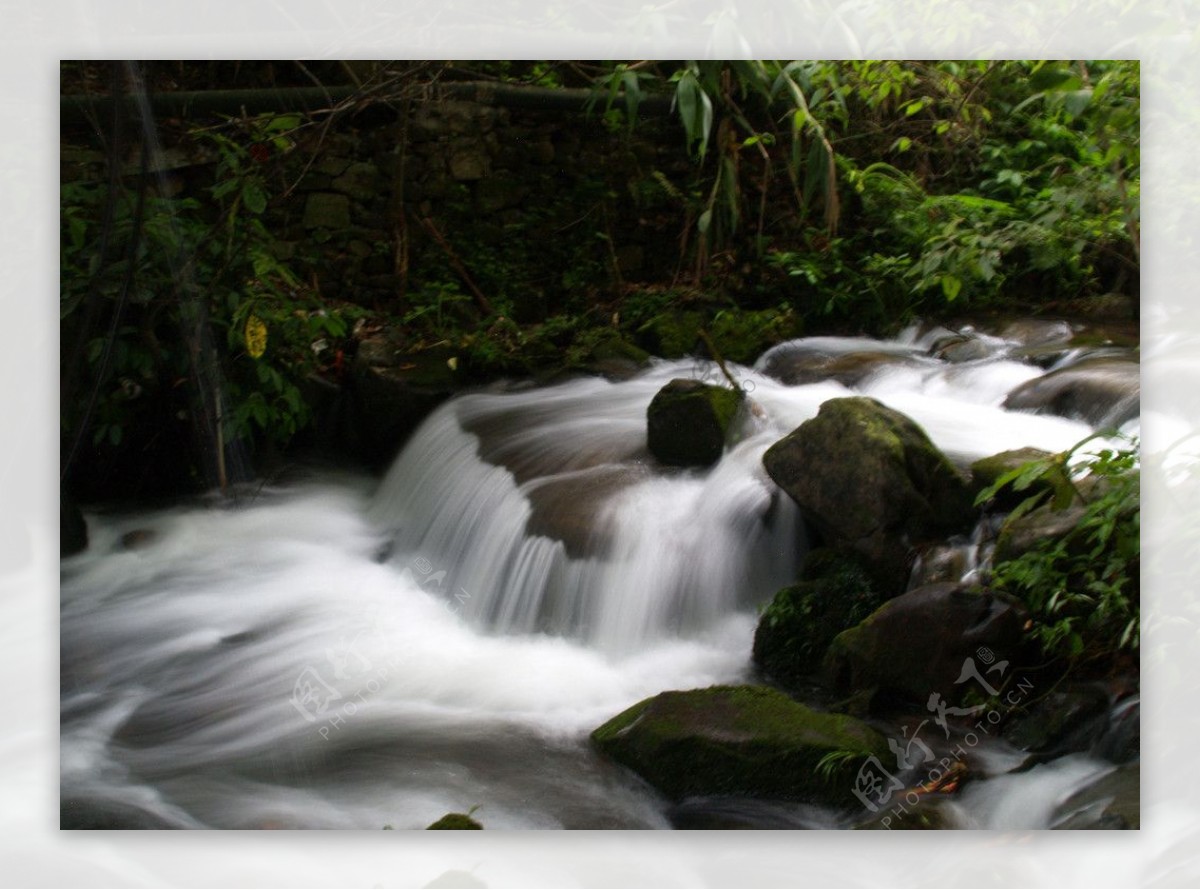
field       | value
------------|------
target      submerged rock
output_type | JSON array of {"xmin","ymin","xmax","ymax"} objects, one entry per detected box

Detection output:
[
  {"xmin": 646, "ymin": 378, "xmax": 744, "ymax": 468},
  {"xmin": 523, "ymin": 464, "xmax": 648, "ymax": 557},
  {"xmin": 753, "ymin": 548, "xmax": 886, "ymax": 690},
  {"xmin": 591, "ymin": 685, "xmax": 888, "ymax": 805},
  {"xmin": 1003, "ymin": 355, "xmax": 1139, "ymax": 427},
  {"xmin": 762, "ymin": 397, "xmax": 975, "ymax": 591},
  {"xmin": 825, "ymin": 583, "xmax": 1028, "ymax": 707},
  {"xmin": 759, "ymin": 345, "xmax": 922, "ymax": 387}
]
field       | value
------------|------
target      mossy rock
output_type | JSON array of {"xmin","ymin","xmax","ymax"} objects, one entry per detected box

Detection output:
[
  {"xmin": 638, "ymin": 310, "xmax": 705, "ymax": 358},
  {"xmin": 753, "ymin": 548, "xmax": 886, "ymax": 690},
  {"xmin": 591, "ymin": 685, "xmax": 889, "ymax": 806},
  {"xmin": 427, "ymin": 812, "xmax": 483, "ymax": 829},
  {"xmin": 709, "ymin": 308, "xmax": 798, "ymax": 365},
  {"xmin": 646, "ymin": 378, "xmax": 744, "ymax": 467},
  {"xmin": 762, "ymin": 397, "xmax": 974, "ymax": 592}
]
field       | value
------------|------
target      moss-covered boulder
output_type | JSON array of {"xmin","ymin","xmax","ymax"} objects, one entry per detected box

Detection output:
[
  {"xmin": 753, "ymin": 548, "xmax": 886, "ymax": 690},
  {"xmin": 646, "ymin": 378, "xmax": 744, "ymax": 467},
  {"xmin": 637, "ymin": 310, "xmax": 705, "ymax": 358},
  {"xmin": 825, "ymin": 583, "xmax": 1028, "ymax": 707},
  {"xmin": 762, "ymin": 397, "xmax": 974, "ymax": 591},
  {"xmin": 427, "ymin": 812, "xmax": 483, "ymax": 829},
  {"xmin": 591, "ymin": 685, "xmax": 889, "ymax": 805}
]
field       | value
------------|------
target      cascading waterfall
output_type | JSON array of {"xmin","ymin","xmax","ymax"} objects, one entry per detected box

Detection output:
[
  {"xmin": 60, "ymin": 326, "xmax": 1138, "ymax": 829},
  {"xmin": 368, "ymin": 367, "xmax": 802, "ymax": 651}
]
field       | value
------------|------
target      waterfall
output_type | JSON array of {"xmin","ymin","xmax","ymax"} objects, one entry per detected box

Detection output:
[{"xmin": 60, "ymin": 328, "xmax": 1136, "ymax": 829}]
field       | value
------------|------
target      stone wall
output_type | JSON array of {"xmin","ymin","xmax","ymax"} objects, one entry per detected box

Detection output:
[{"xmin": 63, "ymin": 92, "xmax": 693, "ymax": 318}]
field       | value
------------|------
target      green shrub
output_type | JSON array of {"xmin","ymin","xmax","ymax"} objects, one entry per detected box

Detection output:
[{"xmin": 977, "ymin": 434, "xmax": 1139, "ymax": 661}]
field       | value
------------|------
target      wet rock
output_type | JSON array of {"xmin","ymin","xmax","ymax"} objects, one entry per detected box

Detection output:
[
  {"xmin": 1094, "ymin": 694, "xmax": 1139, "ymax": 764},
  {"xmin": 1003, "ymin": 356, "xmax": 1140, "ymax": 427},
  {"xmin": 993, "ymin": 501, "xmax": 1087, "ymax": 564},
  {"xmin": 753, "ymin": 548, "xmax": 885, "ymax": 689},
  {"xmin": 930, "ymin": 333, "xmax": 1003, "ymax": 363},
  {"xmin": 760, "ymin": 345, "xmax": 921, "ymax": 386},
  {"xmin": 1050, "ymin": 762, "xmax": 1139, "ymax": 829},
  {"xmin": 646, "ymin": 378, "xmax": 744, "ymax": 468},
  {"xmin": 427, "ymin": 812, "xmax": 483, "ymax": 829},
  {"xmin": 347, "ymin": 350, "xmax": 461, "ymax": 467},
  {"xmin": 524, "ymin": 464, "xmax": 648, "ymax": 558},
  {"xmin": 763, "ymin": 397, "xmax": 975, "ymax": 591},
  {"xmin": 908, "ymin": 540, "xmax": 973, "ymax": 588},
  {"xmin": 825, "ymin": 583, "xmax": 1028, "ymax": 706},
  {"xmin": 1002, "ymin": 684, "xmax": 1111, "ymax": 756},
  {"xmin": 999, "ymin": 319, "xmax": 1076, "ymax": 348},
  {"xmin": 591, "ymin": 685, "xmax": 889, "ymax": 805}
]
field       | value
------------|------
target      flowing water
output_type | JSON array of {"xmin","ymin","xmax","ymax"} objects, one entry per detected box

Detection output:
[{"xmin": 60, "ymin": 326, "xmax": 1138, "ymax": 829}]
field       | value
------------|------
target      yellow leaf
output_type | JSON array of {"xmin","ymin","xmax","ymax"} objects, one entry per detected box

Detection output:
[{"xmin": 245, "ymin": 315, "xmax": 268, "ymax": 358}]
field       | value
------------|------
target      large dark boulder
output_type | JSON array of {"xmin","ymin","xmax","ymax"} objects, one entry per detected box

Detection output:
[
  {"xmin": 753, "ymin": 548, "xmax": 886, "ymax": 690},
  {"xmin": 825, "ymin": 583, "xmax": 1028, "ymax": 707},
  {"xmin": 646, "ymin": 378, "xmax": 744, "ymax": 468},
  {"xmin": 762, "ymin": 397, "xmax": 975, "ymax": 590},
  {"xmin": 591, "ymin": 685, "xmax": 888, "ymax": 805}
]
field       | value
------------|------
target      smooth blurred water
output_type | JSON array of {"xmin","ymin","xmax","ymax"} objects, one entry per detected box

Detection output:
[{"xmin": 60, "ymin": 331, "xmax": 1134, "ymax": 829}]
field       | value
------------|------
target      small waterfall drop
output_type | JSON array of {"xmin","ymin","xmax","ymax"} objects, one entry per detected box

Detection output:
[{"xmin": 60, "ymin": 325, "xmax": 1137, "ymax": 828}]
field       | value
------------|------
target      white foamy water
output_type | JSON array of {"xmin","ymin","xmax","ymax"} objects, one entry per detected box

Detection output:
[{"xmin": 61, "ymin": 330, "xmax": 1133, "ymax": 829}]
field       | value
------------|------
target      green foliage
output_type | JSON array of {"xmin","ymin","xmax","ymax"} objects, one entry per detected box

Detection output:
[
  {"xmin": 61, "ymin": 110, "xmax": 353, "ymax": 477},
  {"xmin": 589, "ymin": 59, "xmax": 1137, "ymax": 324},
  {"xmin": 978, "ymin": 434, "xmax": 1140, "ymax": 661}
]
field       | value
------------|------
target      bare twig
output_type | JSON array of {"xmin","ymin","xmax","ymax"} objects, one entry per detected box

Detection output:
[{"xmin": 418, "ymin": 216, "xmax": 495, "ymax": 316}]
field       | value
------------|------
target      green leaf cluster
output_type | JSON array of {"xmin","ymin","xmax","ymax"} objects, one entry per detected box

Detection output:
[{"xmin": 977, "ymin": 434, "xmax": 1140, "ymax": 662}]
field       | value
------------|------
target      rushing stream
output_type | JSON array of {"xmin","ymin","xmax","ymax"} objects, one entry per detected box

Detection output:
[{"xmin": 60, "ymin": 324, "xmax": 1138, "ymax": 829}]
